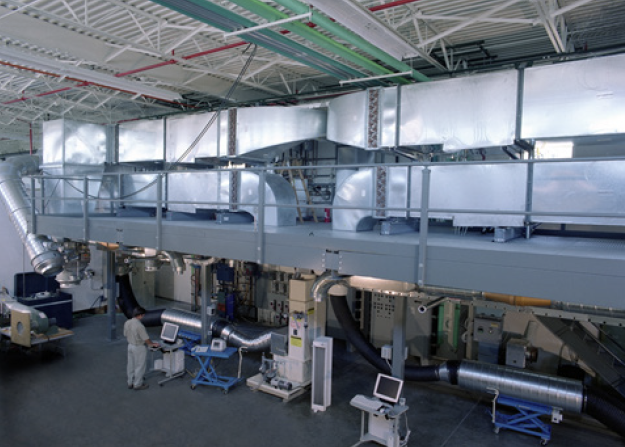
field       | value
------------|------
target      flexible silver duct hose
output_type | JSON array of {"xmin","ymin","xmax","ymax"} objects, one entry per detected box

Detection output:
[
  {"xmin": 219, "ymin": 324, "xmax": 273, "ymax": 352},
  {"xmin": 161, "ymin": 308, "xmax": 204, "ymax": 333},
  {"xmin": 162, "ymin": 251, "xmax": 186, "ymax": 275},
  {"xmin": 0, "ymin": 156, "xmax": 63, "ymax": 276},
  {"xmin": 161, "ymin": 308, "xmax": 272, "ymax": 352},
  {"xmin": 457, "ymin": 360, "xmax": 584, "ymax": 413},
  {"xmin": 311, "ymin": 271, "xmax": 350, "ymax": 302}
]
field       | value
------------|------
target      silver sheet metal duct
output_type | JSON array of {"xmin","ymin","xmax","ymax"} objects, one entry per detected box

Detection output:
[
  {"xmin": 333, "ymin": 160, "xmax": 625, "ymax": 231},
  {"xmin": 160, "ymin": 308, "xmax": 272, "ymax": 352},
  {"xmin": 327, "ymin": 54, "xmax": 625, "ymax": 152},
  {"xmin": 168, "ymin": 170, "xmax": 297, "ymax": 226},
  {"xmin": 0, "ymin": 155, "xmax": 63, "ymax": 276},
  {"xmin": 457, "ymin": 361, "xmax": 584, "ymax": 413},
  {"xmin": 118, "ymin": 106, "xmax": 326, "ymax": 163},
  {"xmin": 328, "ymin": 71, "xmax": 517, "ymax": 152}
]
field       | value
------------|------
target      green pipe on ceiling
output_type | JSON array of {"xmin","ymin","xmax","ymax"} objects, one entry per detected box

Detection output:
[
  {"xmin": 151, "ymin": 0, "xmax": 367, "ymax": 80},
  {"xmin": 272, "ymin": 0, "xmax": 430, "ymax": 82},
  {"xmin": 226, "ymin": 0, "xmax": 413, "ymax": 84}
]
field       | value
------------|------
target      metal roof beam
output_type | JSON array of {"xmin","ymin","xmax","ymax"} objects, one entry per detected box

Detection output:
[{"xmin": 418, "ymin": 0, "xmax": 524, "ymax": 48}]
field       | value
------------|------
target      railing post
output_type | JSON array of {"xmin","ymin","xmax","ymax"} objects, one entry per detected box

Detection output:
[
  {"xmin": 417, "ymin": 167, "xmax": 431, "ymax": 287},
  {"xmin": 256, "ymin": 169, "xmax": 266, "ymax": 264},
  {"xmin": 30, "ymin": 177, "xmax": 37, "ymax": 234},
  {"xmin": 82, "ymin": 177, "xmax": 89, "ymax": 241},
  {"xmin": 156, "ymin": 173, "xmax": 163, "ymax": 251}
]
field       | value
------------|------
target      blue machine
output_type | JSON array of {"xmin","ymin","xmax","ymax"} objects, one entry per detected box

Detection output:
[
  {"xmin": 491, "ymin": 394, "xmax": 561, "ymax": 445},
  {"xmin": 190, "ymin": 345, "xmax": 242, "ymax": 393}
]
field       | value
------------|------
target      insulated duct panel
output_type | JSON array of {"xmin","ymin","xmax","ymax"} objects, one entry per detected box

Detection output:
[
  {"xmin": 42, "ymin": 166, "xmax": 104, "ymax": 214},
  {"xmin": 118, "ymin": 119, "xmax": 165, "ymax": 162},
  {"xmin": 333, "ymin": 163, "xmax": 528, "ymax": 231},
  {"xmin": 166, "ymin": 111, "xmax": 229, "ymax": 162},
  {"xmin": 167, "ymin": 171, "xmax": 227, "ymax": 214},
  {"xmin": 327, "ymin": 88, "xmax": 397, "ymax": 149},
  {"xmin": 399, "ymin": 71, "xmax": 517, "ymax": 151},
  {"xmin": 120, "ymin": 174, "xmax": 165, "ymax": 209},
  {"xmin": 410, "ymin": 164, "xmax": 527, "ymax": 227},
  {"xmin": 167, "ymin": 170, "xmax": 296, "ymax": 226},
  {"xmin": 532, "ymin": 160, "xmax": 625, "ymax": 225},
  {"xmin": 42, "ymin": 119, "xmax": 107, "ymax": 166},
  {"xmin": 522, "ymin": 54, "xmax": 625, "ymax": 139},
  {"xmin": 236, "ymin": 106, "xmax": 327, "ymax": 158}
]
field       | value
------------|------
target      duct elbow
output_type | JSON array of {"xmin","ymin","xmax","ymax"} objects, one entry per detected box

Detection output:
[
  {"xmin": 311, "ymin": 272, "xmax": 350, "ymax": 302},
  {"xmin": 162, "ymin": 251, "xmax": 186, "ymax": 275}
]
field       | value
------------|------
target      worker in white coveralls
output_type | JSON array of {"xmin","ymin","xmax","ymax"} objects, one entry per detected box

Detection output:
[{"xmin": 124, "ymin": 306, "xmax": 159, "ymax": 390}]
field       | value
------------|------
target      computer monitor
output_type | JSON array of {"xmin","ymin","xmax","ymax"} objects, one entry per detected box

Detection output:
[
  {"xmin": 160, "ymin": 322, "xmax": 180, "ymax": 344},
  {"xmin": 373, "ymin": 373, "xmax": 404, "ymax": 404}
]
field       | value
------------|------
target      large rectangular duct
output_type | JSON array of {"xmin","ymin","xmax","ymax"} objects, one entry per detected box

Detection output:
[
  {"xmin": 166, "ymin": 111, "xmax": 229, "ymax": 162},
  {"xmin": 118, "ymin": 119, "xmax": 165, "ymax": 162},
  {"xmin": 167, "ymin": 170, "xmax": 296, "ymax": 226},
  {"xmin": 333, "ymin": 159, "xmax": 625, "ymax": 231},
  {"xmin": 399, "ymin": 71, "xmax": 518, "ymax": 151},
  {"xmin": 42, "ymin": 119, "xmax": 107, "ymax": 214},
  {"xmin": 522, "ymin": 54, "xmax": 625, "ymax": 139}
]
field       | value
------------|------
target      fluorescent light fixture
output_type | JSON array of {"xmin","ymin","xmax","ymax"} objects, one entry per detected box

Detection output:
[
  {"xmin": 0, "ymin": 47, "xmax": 181, "ymax": 102},
  {"xmin": 307, "ymin": 0, "xmax": 419, "ymax": 60},
  {"xmin": 224, "ymin": 12, "xmax": 312, "ymax": 38},
  {"xmin": 339, "ymin": 71, "xmax": 413, "ymax": 85}
]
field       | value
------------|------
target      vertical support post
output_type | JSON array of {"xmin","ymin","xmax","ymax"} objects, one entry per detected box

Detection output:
[
  {"xmin": 417, "ymin": 168, "xmax": 431, "ymax": 287},
  {"xmin": 82, "ymin": 177, "xmax": 89, "ymax": 242},
  {"xmin": 256, "ymin": 169, "xmax": 266, "ymax": 264},
  {"xmin": 30, "ymin": 177, "xmax": 37, "ymax": 234},
  {"xmin": 105, "ymin": 251, "xmax": 117, "ymax": 341},
  {"xmin": 525, "ymin": 160, "xmax": 534, "ymax": 239},
  {"xmin": 156, "ymin": 173, "xmax": 163, "ymax": 251},
  {"xmin": 200, "ymin": 262, "xmax": 213, "ymax": 345},
  {"xmin": 391, "ymin": 296, "xmax": 407, "ymax": 380}
]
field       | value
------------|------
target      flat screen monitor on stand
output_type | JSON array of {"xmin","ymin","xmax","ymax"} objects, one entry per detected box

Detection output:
[{"xmin": 160, "ymin": 322, "xmax": 180, "ymax": 344}]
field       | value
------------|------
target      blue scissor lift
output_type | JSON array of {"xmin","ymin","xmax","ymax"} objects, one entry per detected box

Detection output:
[{"xmin": 490, "ymin": 392, "xmax": 563, "ymax": 445}]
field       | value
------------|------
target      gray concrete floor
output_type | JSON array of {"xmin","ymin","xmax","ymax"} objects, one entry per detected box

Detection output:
[{"xmin": 1, "ymin": 312, "xmax": 623, "ymax": 447}]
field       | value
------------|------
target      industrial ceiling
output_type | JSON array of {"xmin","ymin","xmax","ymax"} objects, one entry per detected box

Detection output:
[{"xmin": 0, "ymin": 0, "xmax": 624, "ymax": 155}]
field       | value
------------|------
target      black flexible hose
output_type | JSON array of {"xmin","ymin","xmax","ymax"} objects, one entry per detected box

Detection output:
[
  {"xmin": 116, "ymin": 274, "xmax": 163, "ymax": 326},
  {"xmin": 584, "ymin": 385, "xmax": 625, "ymax": 438},
  {"xmin": 329, "ymin": 293, "xmax": 440, "ymax": 381}
]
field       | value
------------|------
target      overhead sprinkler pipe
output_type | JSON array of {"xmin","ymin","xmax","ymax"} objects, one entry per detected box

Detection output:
[{"xmin": 0, "ymin": 156, "xmax": 63, "ymax": 276}]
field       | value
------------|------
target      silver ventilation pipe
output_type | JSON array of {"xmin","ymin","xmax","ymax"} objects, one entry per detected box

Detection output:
[
  {"xmin": 160, "ymin": 308, "xmax": 273, "ymax": 352},
  {"xmin": 311, "ymin": 271, "xmax": 350, "ymax": 302},
  {"xmin": 162, "ymin": 251, "xmax": 186, "ymax": 275},
  {"xmin": 0, "ymin": 156, "xmax": 63, "ymax": 276},
  {"xmin": 218, "ymin": 324, "xmax": 273, "ymax": 352},
  {"xmin": 456, "ymin": 361, "xmax": 584, "ymax": 413}
]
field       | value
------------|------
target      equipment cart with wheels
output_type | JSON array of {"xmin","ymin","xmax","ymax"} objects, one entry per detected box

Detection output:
[
  {"xmin": 491, "ymin": 392, "xmax": 562, "ymax": 445},
  {"xmin": 190, "ymin": 345, "xmax": 241, "ymax": 393}
]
